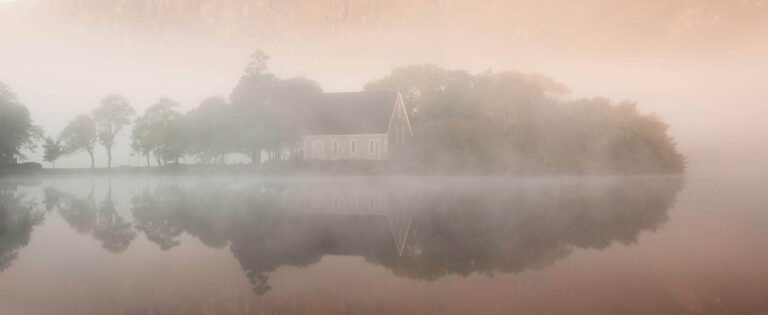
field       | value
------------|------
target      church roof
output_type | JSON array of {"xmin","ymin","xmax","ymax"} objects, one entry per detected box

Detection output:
[{"xmin": 299, "ymin": 91, "xmax": 398, "ymax": 135}]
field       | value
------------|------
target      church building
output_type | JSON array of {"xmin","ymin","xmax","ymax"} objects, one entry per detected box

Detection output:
[{"xmin": 300, "ymin": 91, "xmax": 413, "ymax": 160}]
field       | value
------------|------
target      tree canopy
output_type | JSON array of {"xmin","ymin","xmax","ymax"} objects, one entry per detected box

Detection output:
[
  {"xmin": 0, "ymin": 82, "xmax": 39, "ymax": 166},
  {"xmin": 42, "ymin": 137, "xmax": 63, "ymax": 168},
  {"xmin": 59, "ymin": 114, "xmax": 97, "ymax": 168},
  {"xmin": 229, "ymin": 51, "xmax": 324, "ymax": 162},
  {"xmin": 3, "ymin": 56, "xmax": 685, "ymax": 174},
  {"xmin": 132, "ymin": 98, "xmax": 186, "ymax": 166},
  {"xmin": 93, "ymin": 94, "xmax": 135, "ymax": 168},
  {"xmin": 365, "ymin": 65, "xmax": 685, "ymax": 174}
]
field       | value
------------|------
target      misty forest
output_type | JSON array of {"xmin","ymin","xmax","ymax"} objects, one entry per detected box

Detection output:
[{"xmin": 0, "ymin": 51, "xmax": 684, "ymax": 175}]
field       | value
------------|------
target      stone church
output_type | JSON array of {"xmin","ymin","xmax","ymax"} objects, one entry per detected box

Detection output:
[{"xmin": 300, "ymin": 91, "xmax": 413, "ymax": 160}]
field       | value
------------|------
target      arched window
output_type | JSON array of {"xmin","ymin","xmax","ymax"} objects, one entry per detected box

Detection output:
[
  {"xmin": 333, "ymin": 140, "xmax": 339, "ymax": 154},
  {"xmin": 369, "ymin": 139, "xmax": 375, "ymax": 153},
  {"xmin": 351, "ymin": 140, "xmax": 356, "ymax": 153}
]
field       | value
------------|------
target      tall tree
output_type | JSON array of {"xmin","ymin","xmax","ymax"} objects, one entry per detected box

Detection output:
[
  {"xmin": 130, "ymin": 116, "xmax": 154, "ymax": 166},
  {"xmin": 270, "ymin": 77, "xmax": 323, "ymax": 159},
  {"xmin": 185, "ymin": 97, "xmax": 227, "ymax": 163},
  {"xmin": 230, "ymin": 50, "xmax": 323, "ymax": 163},
  {"xmin": 59, "ymin": 115, "xmax": 97, "ymax": 168},
  {"xmin": 93, "ymin": 94, "xmax": 135, "ymax": 168},
  {"xmin": 230, "ymin": 50, "xmax": 278, "ymax": 164},
  {"xmin": 0, "ymin": 82, "xmax": 40, "ymax": 166},
  {"xmin": 132, "ymin": 98, "xmax": 186, "ymax": 166},
  {"xmin": 42, "ymin": 137, "xmax": 63, "ymax": 168}
]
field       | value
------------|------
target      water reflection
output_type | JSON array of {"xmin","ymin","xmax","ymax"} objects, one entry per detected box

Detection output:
[
  {"xmin": 1, "ymin": 177, "xmax": 683, "ymax": 296},
  {"xmin": 44, "ymin": 181, "xmax": 137, "ymax": 253},
  {"xmin": 222, "ymin": 178, "xmax": 683, "ymax": 294},
  {"xmin": 0, "ymin": 182, "xmax": 44, "ymax": 271}
]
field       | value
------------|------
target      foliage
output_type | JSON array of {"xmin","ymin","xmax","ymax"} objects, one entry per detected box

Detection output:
[
  {"xmin": 132, "ymin": 98, "xmax": 186, "ymax": 166},
  {"xmin": 92, "ymin": 94, "xmax": 135, "ymax": 168},
  {"xmin": 59, "ymin": 114, "xmax": 97, "ymax": 168},
  {"xmin": 366, "ymin": 65, "xmax": 685, "ymax": 174},
  {"xmin": 0, "ymin": 82, "xmax": 40, "ymax": 166},
  {"xmin": 183, "ymin": 97, "xmax": 237, "ymax": 163},
  {"xmin": 8, "ymin": 55, "xmax": 685, "ymax": 174},
  {"xmin": 130, "ymin": 115, "xmax": 154, "ymax": 166},
  {"xmin": 42, "ymin": 137, "xmax": 63, "ymax": 168},
  {"xmin": 229, "ymin": 51, "xmax": 323, "ymax": 163}
]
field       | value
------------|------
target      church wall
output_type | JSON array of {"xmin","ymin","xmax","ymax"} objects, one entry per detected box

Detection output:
[{"xmin": 302, "ymin": 134, "xmax": 389, "ymax": 160}]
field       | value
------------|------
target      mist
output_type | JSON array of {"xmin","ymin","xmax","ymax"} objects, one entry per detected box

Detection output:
[
  {"xmin": 3, "ymin": 2, "xmax": 768, "ymax": 313},
  {"xmin": 1, "ymin": 0, "xmax": 767, "ymax": 174}
]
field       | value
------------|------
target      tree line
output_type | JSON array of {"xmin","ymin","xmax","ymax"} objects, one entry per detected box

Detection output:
[
  {"xmin": 0, "ymin": 51, "xmax": 685, "ymax": 174},
  {"xmin": 366, "ymin": 65, "xmax": 686, "ymax": 173}
]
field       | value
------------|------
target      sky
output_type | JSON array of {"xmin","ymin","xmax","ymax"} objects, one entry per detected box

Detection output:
[{"xmin": 1, "ymin": 0, "xmax": 767, "ymax": 174}]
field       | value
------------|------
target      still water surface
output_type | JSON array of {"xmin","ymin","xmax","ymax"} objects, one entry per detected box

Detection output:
[{"xmin": 0, "ymin": 176, "xmax": 766, "ymax": 314}]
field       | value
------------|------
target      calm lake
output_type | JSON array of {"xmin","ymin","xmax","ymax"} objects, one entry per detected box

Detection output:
[{"xmin": 0, "ymin": 175, "xmax": 766, "ymax": 314}]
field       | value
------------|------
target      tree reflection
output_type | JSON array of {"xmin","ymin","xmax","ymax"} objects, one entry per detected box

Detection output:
[
  {"xmin": 366, "ymin": 178, "xmax": 683, "ymax": 280},
  {"xmin": 92, "ymin": 182, "xmax": 136, "ymax": 253},
  {"xmin": 43, "ymin": 186, "xmax": 63, "ymax": 212},
  {"xmin": 56, "ymin": 182, "xmax": 97, "ymax": 234},
  {"xmin": 131, "ymin": 183, "xmax": 236, "ymax": 250},
  {"xmin": 47, "ymin": 181, "xmax": 136, "ymax": 253},
  {"xmin": 0, "ymin": 183, "xmax": 44, "ymax": 272},
  {"xmin": 127, "ymin": 177, "xmax": 683, "ymax": 295}
]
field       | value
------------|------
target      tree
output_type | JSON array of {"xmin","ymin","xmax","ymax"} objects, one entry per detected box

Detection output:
[
  {"xmin": 184, "ymin": 97, "xmax": 237, "ymax": 164},
  {"xmin": 269, "ymin": 78, "xmax": 323, "ymax": 159},
  {"xmin": 230, "ymin": 51, "xmax": 278, "ymax": 164},
  {"xmin": 132, "ymin": 98, "xmax": 186, "ymax": 166},
  {"xmin": 59, "ymin": 115, "xmax": 97, "ymax": 168},
  {"xmin": 230, "ymin": 50, "xmax": 323, "ymax": 163},
  {"xmin": 42, "ymin": 137, "xmax": 63, "ymax": 168},
  {"xmin": 93, "ymin": 94, "xmax": 135, "ymax": 168},
  {"xmin": 0, "ymin": 82, "xmax": 40, "ymax": 166},
  {"xmin": 130, "ymin": 115, "xmax": 153, "ymax": 166},
  {"xmin": 366, "ymin": 65, "xmax": 685, "ymax": 174}
]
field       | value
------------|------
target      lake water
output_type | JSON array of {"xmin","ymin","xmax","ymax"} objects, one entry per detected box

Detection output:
[{"xmin": 0, "ymin": 175, "xmax": 766, "ymax": 314}]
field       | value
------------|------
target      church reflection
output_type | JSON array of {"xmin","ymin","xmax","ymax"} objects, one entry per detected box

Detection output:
[{"xmin": 1, "ymin": 177, "xmax": 683, "ymax": 296}]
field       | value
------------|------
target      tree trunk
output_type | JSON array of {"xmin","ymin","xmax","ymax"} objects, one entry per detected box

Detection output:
[
  {"xmin": 88, "ymin": 150, "xmax": 95, "ymax": 169},
  {"xmin": 106, "ymin": 145, "xmax": 113, "ymax": 168},
  {"xmin": 146, "ymin": 154, "xmax": 150, "ymax": 167}
]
